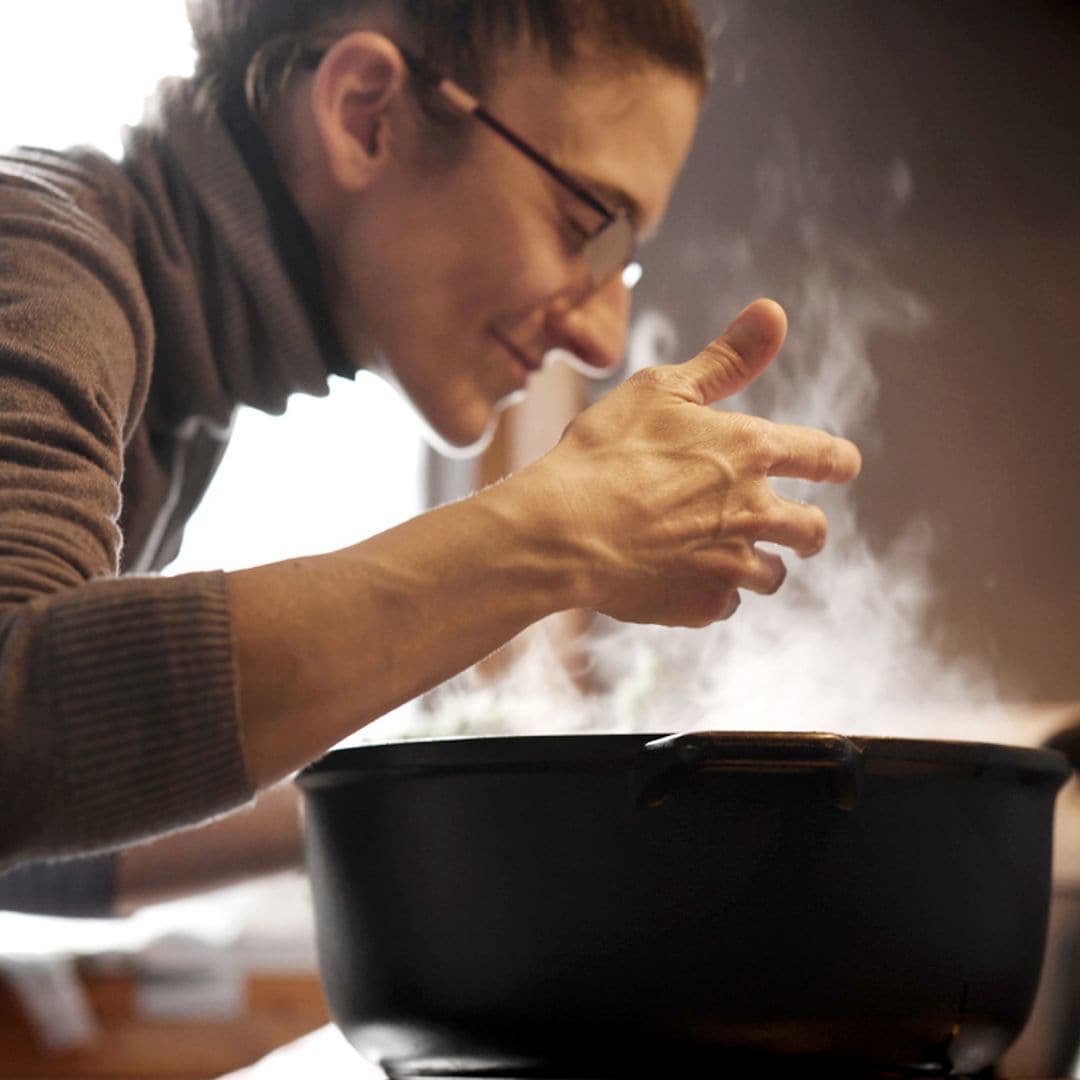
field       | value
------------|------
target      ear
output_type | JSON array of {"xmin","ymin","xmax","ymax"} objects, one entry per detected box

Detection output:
[{"xmin": 309, "ymin": 32, "xmax": 409, "ymax": 192}]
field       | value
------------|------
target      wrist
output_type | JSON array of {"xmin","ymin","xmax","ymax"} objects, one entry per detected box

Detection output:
[{"xmin": 471, "ymin": 462, "xmax": 595, "ymax": 616}]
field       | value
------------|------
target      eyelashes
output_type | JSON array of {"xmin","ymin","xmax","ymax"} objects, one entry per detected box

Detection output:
[{"xmin": 566, "ymin": 218, "xmax": 592, "ymax": 241}]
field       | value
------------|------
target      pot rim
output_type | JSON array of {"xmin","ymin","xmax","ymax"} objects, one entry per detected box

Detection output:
[{"xmin": 298, "ymin": 731, "xmax": 1071, "ymax": 789}]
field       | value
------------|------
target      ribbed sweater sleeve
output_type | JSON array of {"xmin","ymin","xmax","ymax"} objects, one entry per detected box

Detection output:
[
  {"xmin": 0, "ymin": 163, "xmax": 252, "ymax": 868},
  {"xmin": 0, "ymin": 852, "xmax": 116, "ymax": 918}
]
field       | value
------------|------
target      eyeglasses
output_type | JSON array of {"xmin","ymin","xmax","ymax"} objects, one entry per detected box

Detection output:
[
  {"xmin": 393, "ymin": 46, "xmax": 641, "ymax": 292},
  {"xmin": 297, "ymin": 41, "xmax": 640, "ymax": 288}
]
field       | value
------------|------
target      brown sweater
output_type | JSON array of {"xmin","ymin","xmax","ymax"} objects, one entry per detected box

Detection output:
[{"xmin": 0, "ymin": 77, "xmax": 354, "ymax": 871}]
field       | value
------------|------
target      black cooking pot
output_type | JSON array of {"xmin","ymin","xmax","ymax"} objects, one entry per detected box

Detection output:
[{"xmin": 298, "ymin": 732, "xmax": 1071, "ymax": 1077}]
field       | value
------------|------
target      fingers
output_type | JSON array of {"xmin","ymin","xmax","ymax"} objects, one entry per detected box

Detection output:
[
  {"xmin": 689, "ymin": 587, "xmax": 742, "ymax": 626},
  {"xmin": 744, "ymin": 545, "xmax": 787, "ymax": 593},
  {"xmin": 674, "ymin": 299, "xmax": 788, "ymax": 406},
  {"xmin": 751, "ymin": 421, "xmax": 863, "ymax": 484},
  {"xmin": 730, "ymin": 414, "xmax": 864, "ymax": 483},
  {"xmin": 744, "ymin": 499, "xmax": 829, "ymax": 558},
  {"xmin": 696, "ymin": 542, "xmax": 789, "ymax": 594}
]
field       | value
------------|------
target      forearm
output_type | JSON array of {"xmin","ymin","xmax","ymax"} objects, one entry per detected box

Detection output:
[
  {"xmin": 0, "ymin": 472, "xmax": 572, "ymax": 864},
  {"xmin": 232, "ymin": 475, "xmax": 580, "ymax": 786},
  {"xmin": 113, "ymin": 782, "xmax": 304, "ymax": 915},
  {"xmin": 0, "ymin": 785, "xmax": 303, "ymax": 918}
]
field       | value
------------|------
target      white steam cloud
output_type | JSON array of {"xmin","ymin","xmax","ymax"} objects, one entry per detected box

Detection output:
[{"xmin": 366, "ymin": 155, "xmax": 1021, "ymax": 747}]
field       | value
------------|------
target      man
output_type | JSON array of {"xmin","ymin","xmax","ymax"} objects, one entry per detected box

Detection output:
[{"xmin": 0, "ymin": 0, "xmax": 860, "ymax": 913}]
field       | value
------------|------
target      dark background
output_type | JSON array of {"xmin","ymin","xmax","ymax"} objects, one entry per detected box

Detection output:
[{"xmin": 623, "ymin": 0, "xmax": 1080, "ymax": 701}]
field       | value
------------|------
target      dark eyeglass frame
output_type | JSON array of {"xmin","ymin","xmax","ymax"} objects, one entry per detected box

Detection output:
[{"xmin": 300, "ymin": 42, "xmax": 638, "ymax": 290}]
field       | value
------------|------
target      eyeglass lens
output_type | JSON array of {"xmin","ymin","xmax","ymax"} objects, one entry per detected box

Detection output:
[{"xmin": 584, "ymin": 214, "xmax": 637, "ymax": 289}]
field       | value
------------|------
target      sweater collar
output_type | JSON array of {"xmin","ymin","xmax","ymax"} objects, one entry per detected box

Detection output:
[{"xmin": 132, "ymin": 77, "xmax": 362, "ymax": 415}]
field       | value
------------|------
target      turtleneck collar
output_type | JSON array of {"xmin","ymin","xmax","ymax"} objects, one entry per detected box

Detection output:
[{"xmin": 127, "ymin": 76, "xmax": 362, "ymax": 417}]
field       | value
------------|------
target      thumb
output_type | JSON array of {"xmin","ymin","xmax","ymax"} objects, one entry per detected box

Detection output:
[{"xmin": 676, "ymin": 298, "xmax": 788, "ymax": 405}]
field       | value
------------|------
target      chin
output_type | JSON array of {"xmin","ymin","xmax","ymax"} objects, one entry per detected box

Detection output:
[
  {"xmin": 421, "ymin": 416, "xmax": 499, "ymax": 461},
  {"xmin": 414, "ymin": 397, "xmax": 520, "ymax": 461},
  {"xmin": 369, "ymin": 366, "xmax": 505, "ymax": 461},
  {"xmin": 420, "ymin": 380, "xmax": 531, "ymax": 460}
]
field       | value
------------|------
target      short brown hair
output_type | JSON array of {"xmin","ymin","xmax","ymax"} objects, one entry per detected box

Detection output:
[{"xmin": 186, "ymin": 0, "xmax": 709, "ymax": 116}]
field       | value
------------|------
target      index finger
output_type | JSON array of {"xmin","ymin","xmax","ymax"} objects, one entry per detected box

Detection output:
[{"xmin": 764, "ymin": 423, "xmax": 863, "ymax": 483}]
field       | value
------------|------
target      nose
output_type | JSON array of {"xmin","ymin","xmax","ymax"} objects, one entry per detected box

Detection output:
[{"xmin": 541, "ymin": 272, "xmax": 632, "ymax": 374}]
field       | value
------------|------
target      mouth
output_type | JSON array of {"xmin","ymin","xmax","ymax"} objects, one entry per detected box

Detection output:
[{"xmin": 492, "ymin": 332, "xmax": 544, "ymax": 385}]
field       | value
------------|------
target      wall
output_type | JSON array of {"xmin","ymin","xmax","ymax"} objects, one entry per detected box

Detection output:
[{"xmin": 615, "ymin": 0, "xmax": 1080, "ymax": 701}]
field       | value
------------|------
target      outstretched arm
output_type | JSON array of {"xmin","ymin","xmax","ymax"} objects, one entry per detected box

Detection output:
[
  {"xmin": 0, "ymin": 785, "xmax": 303, "ymax": 918},
  {"xmin": 112, "ymin": 781, "xmax": 304, "ymax": 915},
  {"xmin": 232, "ymin": 300, "xmax": 862, "ymax": 785}
]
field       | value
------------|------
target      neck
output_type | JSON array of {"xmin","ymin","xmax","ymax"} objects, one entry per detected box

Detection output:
[
  {"xmin": 216, "ymin": 81, "xmax": 356, "ymax": 380},
  {"xmin": 261, "ymin": 83, "xmax": 378, "ymax": 375}
]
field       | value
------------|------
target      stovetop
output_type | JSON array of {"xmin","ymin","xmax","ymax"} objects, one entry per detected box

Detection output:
[
  {"xmin": 381, "ymin": 1067, "xmax": 996, "ymax": 1079},
  {"xmin": 377, "ymin": 1052, "xmax": 1008, "ymax": 1078},
  {"xmin": 380, "ymin": 1073, "xmax": 1029, "ymax": 1079},
  {"xmin": 223, "ymin": 1026, "xmax": 1073, "ymax": 1080}
]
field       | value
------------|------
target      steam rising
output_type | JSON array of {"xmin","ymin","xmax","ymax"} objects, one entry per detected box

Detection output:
[{"xmin": 368, "ymin": 156, "xmax": 1015, "ymax": 746}]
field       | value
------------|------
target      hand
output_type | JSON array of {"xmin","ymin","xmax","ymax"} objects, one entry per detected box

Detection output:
[{"xmin": 524, "ymin": 299, "xmax": 862, "ymax": 627}]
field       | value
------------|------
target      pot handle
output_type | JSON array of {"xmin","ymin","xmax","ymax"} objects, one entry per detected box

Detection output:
[{"xmin": 633, "ymin": 731, "xmax": 863, "ymax": 812}]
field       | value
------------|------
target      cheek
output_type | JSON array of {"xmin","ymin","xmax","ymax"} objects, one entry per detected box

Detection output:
[
  {"xmin": 481, "ymin": 228, "xmax": 578, "ymax": 319},
  {"xmin": 457, "ymin": 174, "xmax": 566, "ymax": 285},
  {"xmin": 443, "ymin": 245, "xmax": 563, "ymax": 331},
  {"xmin": 396, "ymin": 185, "xmax": 571, "ymax": 324}
]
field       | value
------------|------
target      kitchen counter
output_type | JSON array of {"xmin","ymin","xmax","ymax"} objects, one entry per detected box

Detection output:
[
  {"xmin": 0, "ymin": 961, "xmax": 330, "ymax": 1078},
  {"xmin": 222, "ymin": 1023, "xmax": 1075, "ymax": 1080}
]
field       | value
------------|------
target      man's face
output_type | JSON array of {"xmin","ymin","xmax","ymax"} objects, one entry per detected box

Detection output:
[{"xmin": 325, "ymin": 45, "xmax": 702, "ymax": 454}]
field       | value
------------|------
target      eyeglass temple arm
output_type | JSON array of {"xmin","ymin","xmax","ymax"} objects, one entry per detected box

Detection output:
[{"xmin": 398, "ymin": 49, "xmax": 616, "ymax": 224}]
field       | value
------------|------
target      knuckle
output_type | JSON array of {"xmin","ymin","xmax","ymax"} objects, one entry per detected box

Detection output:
[
  {"xmin": 702, "ymin": 339, "xmax": 752, "ymax": 383},
  {"xmin": 711, "ymin": 415, "xmax": 769, "ymax": 473},
  {"xmin": 816, "ymin": 440, "xmax": 840, "ymax": 480},
  {"xmin": 734, "ymin": 489, "xmax": 779, "ymax": 541},
  {"xmin": 746, "ymin": 500, "xmax": 780, "ymax": 541},
  {"xmin": 719, "ymin": 547, "xmax": 766, "ymax": 592},
  {"xmin": 689, "ymin": 587, "xmax": 739, "ymax": 625},
  {"xmin": 680, "ymin": 583, "xmax": 726, "ymax": 628},
  {"xmin": 719, "ymin": 589, "xmax": 741, "ymax": 620},
  {"xmin": 709, "ymin": 454, "xmax": 739, "ymax": 492},
  {"xmin": 627, "ymin": 365, "xmax": 670, "ymax": 392},
  {"xmin": 740, "ymin": 420, "xmax": 776, "ymax": 472}
]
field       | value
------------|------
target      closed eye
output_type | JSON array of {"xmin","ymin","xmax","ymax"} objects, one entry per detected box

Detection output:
[{"xmin": 567, "ymin": 218, "xmax": 592, "ymax": 241}]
